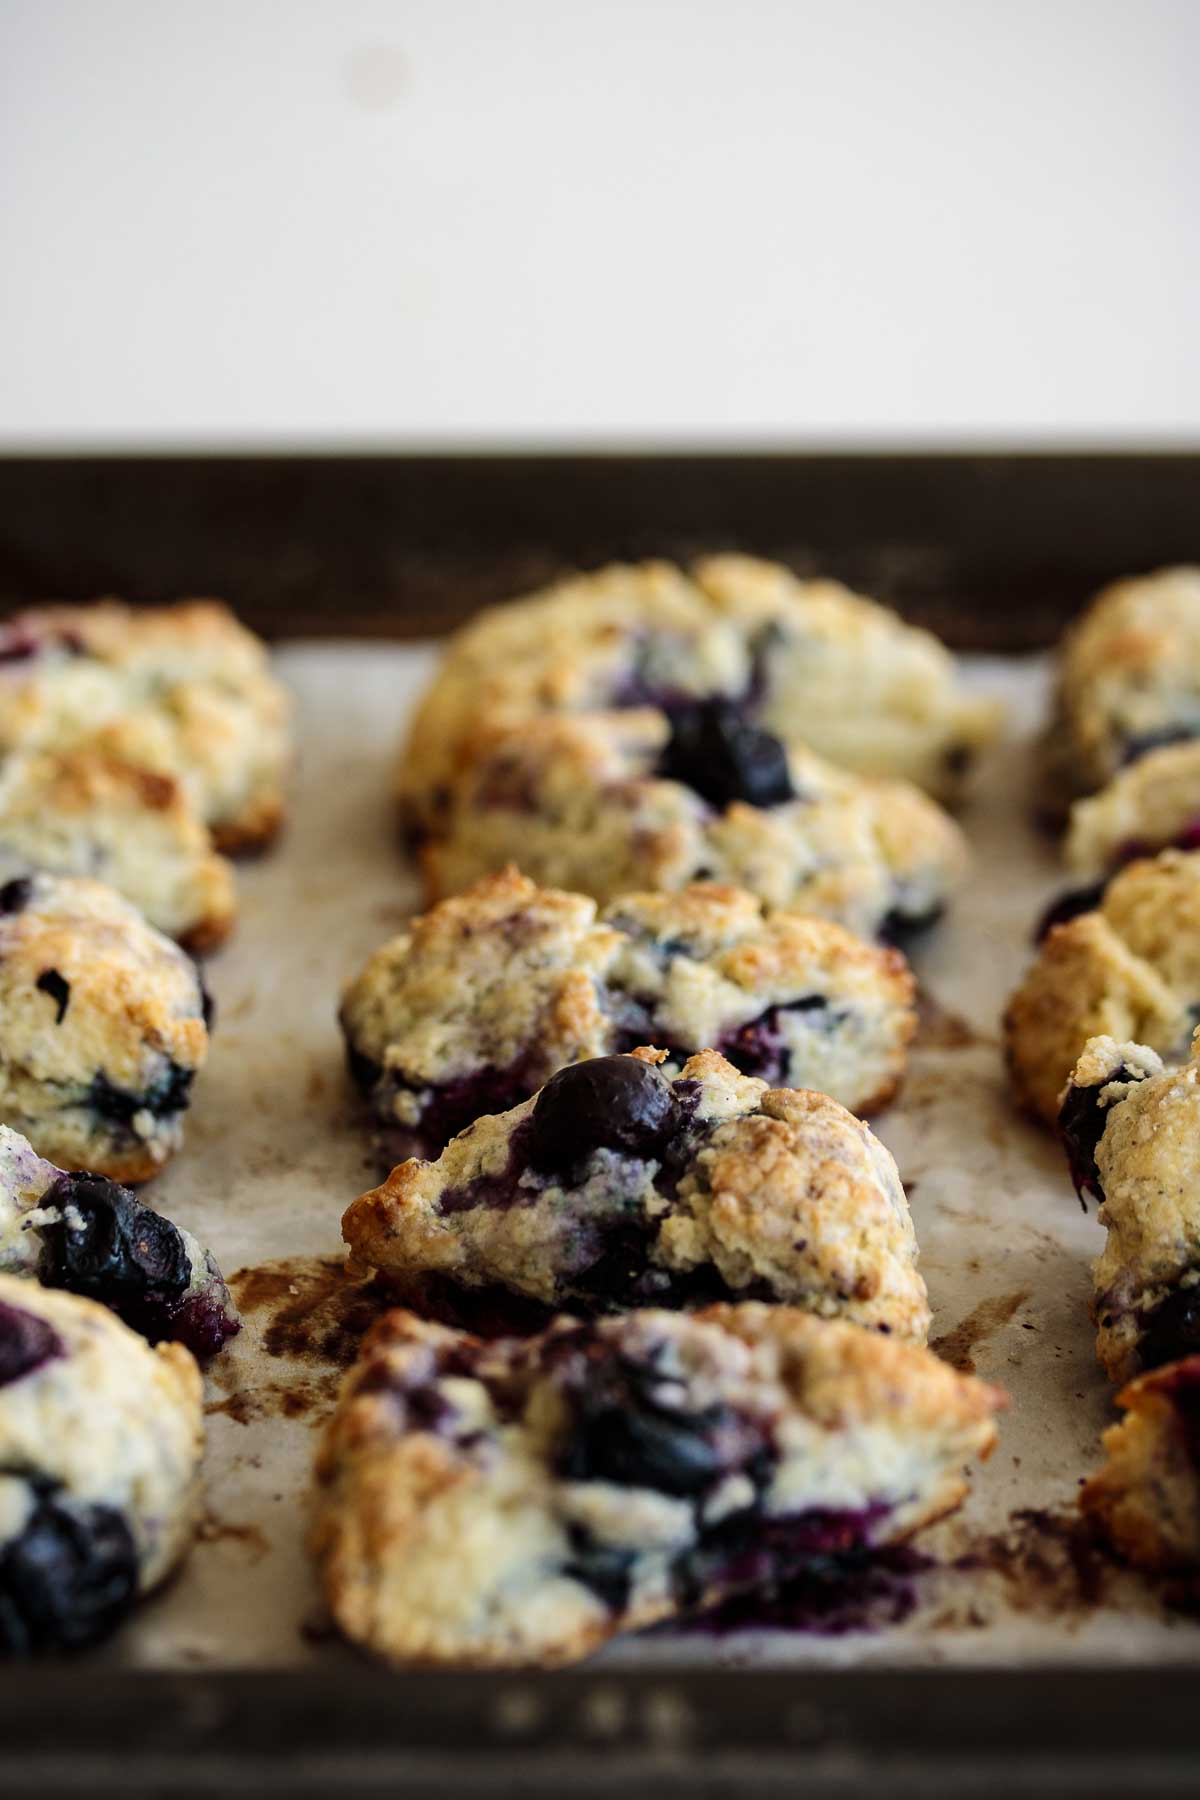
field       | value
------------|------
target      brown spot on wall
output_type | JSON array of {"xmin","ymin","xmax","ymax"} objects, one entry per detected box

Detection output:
[{"xmin": 931, "ymin": 1290, "xmax": 1030, "ymax": 1372}]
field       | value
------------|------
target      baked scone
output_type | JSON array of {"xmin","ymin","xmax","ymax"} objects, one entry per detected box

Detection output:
[
  {"xmin": 1080, "ymin": 1356, "xmax": 1200, "ymax": 1573},
  {"xmin": 1064, "ymin": 739, "xmax": 1200, "ymax": 880},
  {"xmin": 0, "ymin": 598, "xmax": 291, "ymax": 852},
  {"xmin": 0, "ymin": 1125, "xmax": 238, "ymax": 1359},
  {"xmin": 0, "ymin": 749, "xmax": 236, "ymax": 950},
  {"xmin": 398, "ymin": 556, "xmax": 998, "ymax": 835},
  {"xmin": 418, "ymin": 710, "xmax": 969, "ymax": 940},
  {"xmin": 0, "ymin": 1274, "xmax": 203, "ymax": 1654},
  {"xmin": 311, "ymin": 1303, "xmax": 1002, "ymax": 1667},
  {"xmin": 0, "ymin": 872, "xmax": 211, "ymax": 1182},
  {"xmin": 1005, "ymin": 850, "xmax": 1200, "ymax": 1124},
  {"xmin": 1055, "ymin": 567, "xmax": 1200, "ymax": 792},
  {"xmin": 1057, "ymin": 1033, "xmax": 1200, "ymax": 1383},
  {"xmin": 343, "ymin": 1048, "xmax": 930, "ymax": 1340},
  {"xmin": 340, "ymin": 870, "xmax": 917, "ymax": 1160}
]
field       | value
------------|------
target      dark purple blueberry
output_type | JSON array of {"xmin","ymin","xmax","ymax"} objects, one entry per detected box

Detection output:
[
  {"xmin": 0, "ymin": 1299, "xmax": 63, "ymax": 1387},
  {"xmin": 89, "ymin": 1060, "xmax": 195, "ymax": 1126},
  {"xmin": 1138, "ymin": 1287, "xmax": 1200, "ymax": 1375},
  {"xmin": 1033, "ymin": 881, "xmax": 1107, "ymax": 943},
  {"xmin": 198, "ymin": 970, "xmax": 216, "ymax": 1033},
  {"xmin": 1120, "ymin": 726, "xmax": 1198, "ymax": 767},
  {"xmin": 167, "ymin": 1280, "xmax": 241, "ymax": 1360},
  {"xmin": 1057, "ymin": 1074, "xmax": 1131, "ymax": 1207},
  {"xmin": 35, "ymin": 969, "xmax": 70, "ymax": 1024},
  {"xmin": 0, "ymin": 877, "xmax": 33, "ymax": 914},
  {"xmin": 0, "ymin": 1483, "xmax": 138, "ymax": 1655},
  {"xmin": 37, "ymin": 1173, "xmax": 191, "ymax": 1318},
  {"xmin": 657, "ymin": 700, "xmax": 794, "ymax": 810},
  {"xmin": 718, "ymin": 995, "xmax": 828, "ymax": 1083},
  {"xmin": 877, "ymin": 903, "xmax": 944, "ymax": 949},
  {"xmin": 563, "ymin": 1530, "xmax": 638, "ymax": 1610},
  {"xmin": 527, "ymin": 1056, "xmax": 679, "ymax": 1174},
  {"xmin": 557, "ymin": 1346, "xmax": 769, "ymax": 1499}
]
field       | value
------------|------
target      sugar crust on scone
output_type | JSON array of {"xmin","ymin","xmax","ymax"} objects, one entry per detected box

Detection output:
[
  {"xmin": 310, "ymin": 1303, "xmax": 1001, "ymax": 1668},
  {"xmin": 343, "ymin": 1047, "xmax": 930, "ymax": 1342},
  {"xmin": 0, "ymin": 872, "xmax": 210, "ymax": 1182},
  {"xmin": 1004, "ymin": 850, "xmax": 1200, "ymax": 1125},
  {"xmin": 398, "ymin": 555, "xmax": 998, "ymax": 833},
  {"xmin": 340, "ymin": 869, "xmax": 917, "ymax": 1156}
]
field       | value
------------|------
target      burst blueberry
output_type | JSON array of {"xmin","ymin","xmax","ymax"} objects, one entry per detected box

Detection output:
[
  {"xmin": 527, "ymin": 1056, "xmax": 679, "ymax": 1173},
  {"xmin": 657, "ymin": 699, "xmax": 794, "ymax": 809}
]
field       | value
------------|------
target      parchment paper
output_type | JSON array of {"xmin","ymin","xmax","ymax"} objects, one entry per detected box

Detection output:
[{"xmin": 93, "ymin": 643, "xmax": 1200, "ymax": 1671}]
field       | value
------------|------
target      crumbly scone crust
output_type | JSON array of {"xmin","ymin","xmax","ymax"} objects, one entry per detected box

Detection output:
[
  {"xmin": 0, "ymin": 748, "xmax": 236, "ymax": 950},
  {"xmin": 343, "ymin": 1047, "xmax": 930, "ymax": 1340},
  {"xmin": 0, "ymin": 1273, "xmax": 203, "ymax": 1592},
  {"xmin": 0, "ymin": 598, "xmax": 291, "ymax": 850},
  {"xmin": 310, "ymin": 1303, "xmax": 1001, "ymax": 1667},
  {"xmin": 1004, "ymin": 851, "xmax": 1200, "ymax": 1124},
  {"xmin": 0, "ymin": 873, "xmax": 210, "ymax": 1181},
  {"xmin": 1066, "ymin": 1034, "xmax": 1200, "ymax": 1383},
  {"xmin": 1055, "ymin": 567, "xmax": 1200, "ymax": 791},
  {"xmin": 340, "ymin": 868, "xmax": 917, "ymax": 1144},
  {"xmin": 1066, "ymin": 739, "xmax": 1200, "ymax": 878},
  {"xmin": 397, "ymin": 555, "xmax": 998, "ymax": 831},
  {"xmin": 418, "ymin": 712, "xmax": 969, "ymax": 936},
  {"xmin": 1080, "ymin": 1360, "xmax": 1200, "ymax": 1571}
]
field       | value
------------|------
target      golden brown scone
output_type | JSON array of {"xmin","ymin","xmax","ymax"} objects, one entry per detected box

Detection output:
[
  {"xmin": 1080, "ymin": 1357, "xmax": 1200, "ymax": 1573},
  {"xmin": 1004, "ymin": 851, "xmax": 1200, "ymax": 1125},
  {"xmin": 1055, "ymin": 567, "xmax": 1200, "ymax": 793},
  {"xmin": 418, "ymin": 711, "xmax": 969, "ymax": 941},
  {"xmin": 1065, "ymin": 740, "xmax": 1200, "ymax": 881},
  {"xmin": 0, "ymin": 870, "xmax": 210, "ymax": 1182},
  {"xmin": 397, "ymin": 556, "xmax": 998, "ymax": 835},
  {"xmin": 0, "ymin": 598, "xmax": 290, "ymax": 851},
  {"xmin": 343, "ymin": 1047, "xmax": 930, "ymax": 1342},
  {"xmin": 311, "ymin": 1302, "xmax": 1002, "ymax": 1668},
  {"xmin": 0, "ymin": 1274, "xmax": 204, "ymax": 1653},
  {"xmin": 340, "ymin": 868, "xmax": 916, "ymax": 1158},
  {"xmin": 1056, "ymin": 1033, "xmax": 1200, "ymax": 1383},
  {"xmin": 0, "ymin": 748, "xmax": 235, "ymax": 950}
]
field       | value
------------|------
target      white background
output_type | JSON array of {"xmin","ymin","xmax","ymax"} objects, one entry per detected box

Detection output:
[{"xmin": 2, "ymin": 0, "xmax": 1198, "ymax": 448}]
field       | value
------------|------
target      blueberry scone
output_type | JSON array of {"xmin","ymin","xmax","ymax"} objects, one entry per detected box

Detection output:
[
  {"xmin": 0, "ymin": 1125, "xmax": 238, "ymax": 1358},
  {"xmin": 418, "ymin": 709, "xmax": 969, "ymax": 941},
  {"xmin": 0, "ymin": 1275, "xmax": 203, "ymax": 1654},
  {"xmin": 310, "ymin": 1303, "xmax": 1002, "ymax": 1667},
  {"xmin": 341, "ymin": 870, "xmax": 917, "ymax": 1160},
  {"xmin": 1005, "ymin": 851, "xmax": 1200, "ymax": 1125},
  {"xmin": 1080, "ymin": 1356, "xmax": 1200, "ymax": 1574},
  {"xmin": 343, "ymin": 1049, "xmax": 930, "ymax": 1340},
  {"xmin": 0, "ymin": 748, "xmax": 236, "ymax": 950},
  {"xmin": 0, "ymin": 872, "xmax": 211, "ymax": 1181},
  {"xmin": 398, "ymin": 556, "xmax": 998, "ymax": 835},
  {"xmin": 0, "ymin": 598, "xmax": 291, "ymax": 852},
  {"xmin": 1054, "ymin": 567, "xmax": 1200, "ymax": 793},
  {"xmin": 1063, "ymin": 739, "xmax": 1200, "ymax": 886},
  {"xmin": 1057, "ymin": 1033, "xmax": 1200, "ymax": 1383}
]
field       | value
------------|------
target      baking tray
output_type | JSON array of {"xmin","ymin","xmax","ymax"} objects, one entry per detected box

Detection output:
[{"xmin": 2, "ymin": 454, "xmax": 1200, "ymax": 1796}]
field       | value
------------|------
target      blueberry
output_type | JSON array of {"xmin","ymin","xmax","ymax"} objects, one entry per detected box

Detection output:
[
  {"xmin": 563, "ymin": 1530, "xmax": 638, "ymax": 1610},
  {"xmin": 1057, "ymin": 1075, "xmax": 1128, "ymax": 1206},
  {"xmin": 89, "ymin": 1061, "xmax": 196, "ymax": 1126},
  {"xmin": 1121, "ymin": 726, "xmax": 1198, "ymax": 767},
  {"xmin": 528, "ymin": 1056, "xmax": 679, "ymax": 1174},
  {"xmin": 38, "ymin": 1173, "xmax": 192, "ymax": 1323},
  {"xmin": 0, "ymin": 877, "xmax": 32, "ymax": 915},
  {"xmin": 0, "ymin": 1482, "xmax": 138, "ymax": 1655},
  {"xmin": 1138, "ymin": 1287, "xmax": 1200, "ymax": 1373},
  {"xmin": 557, "ymin": 1347, "xmax": 768, "ymax": 1499},
  {"xmin": 718, "ymin": 995, "xmax": 828, "ymax": 1083},
  {"xmin": 1033, "ymin": 881, "xmax": 1107, "ymax": 944},
  {"xmin": 878, "ymin": 903, "xmax": 944, "ymax": 949},
  {"xmin": 35, "ymin": 969, "xmax": 70, "ymax": 1024},
  {"xmin": 657, "ymin": 700, "xmax": 794, "ymax": 809},
  {"xmin": 0, "ymin": 1299, "xmax": 63, "ymax": 1387}
]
